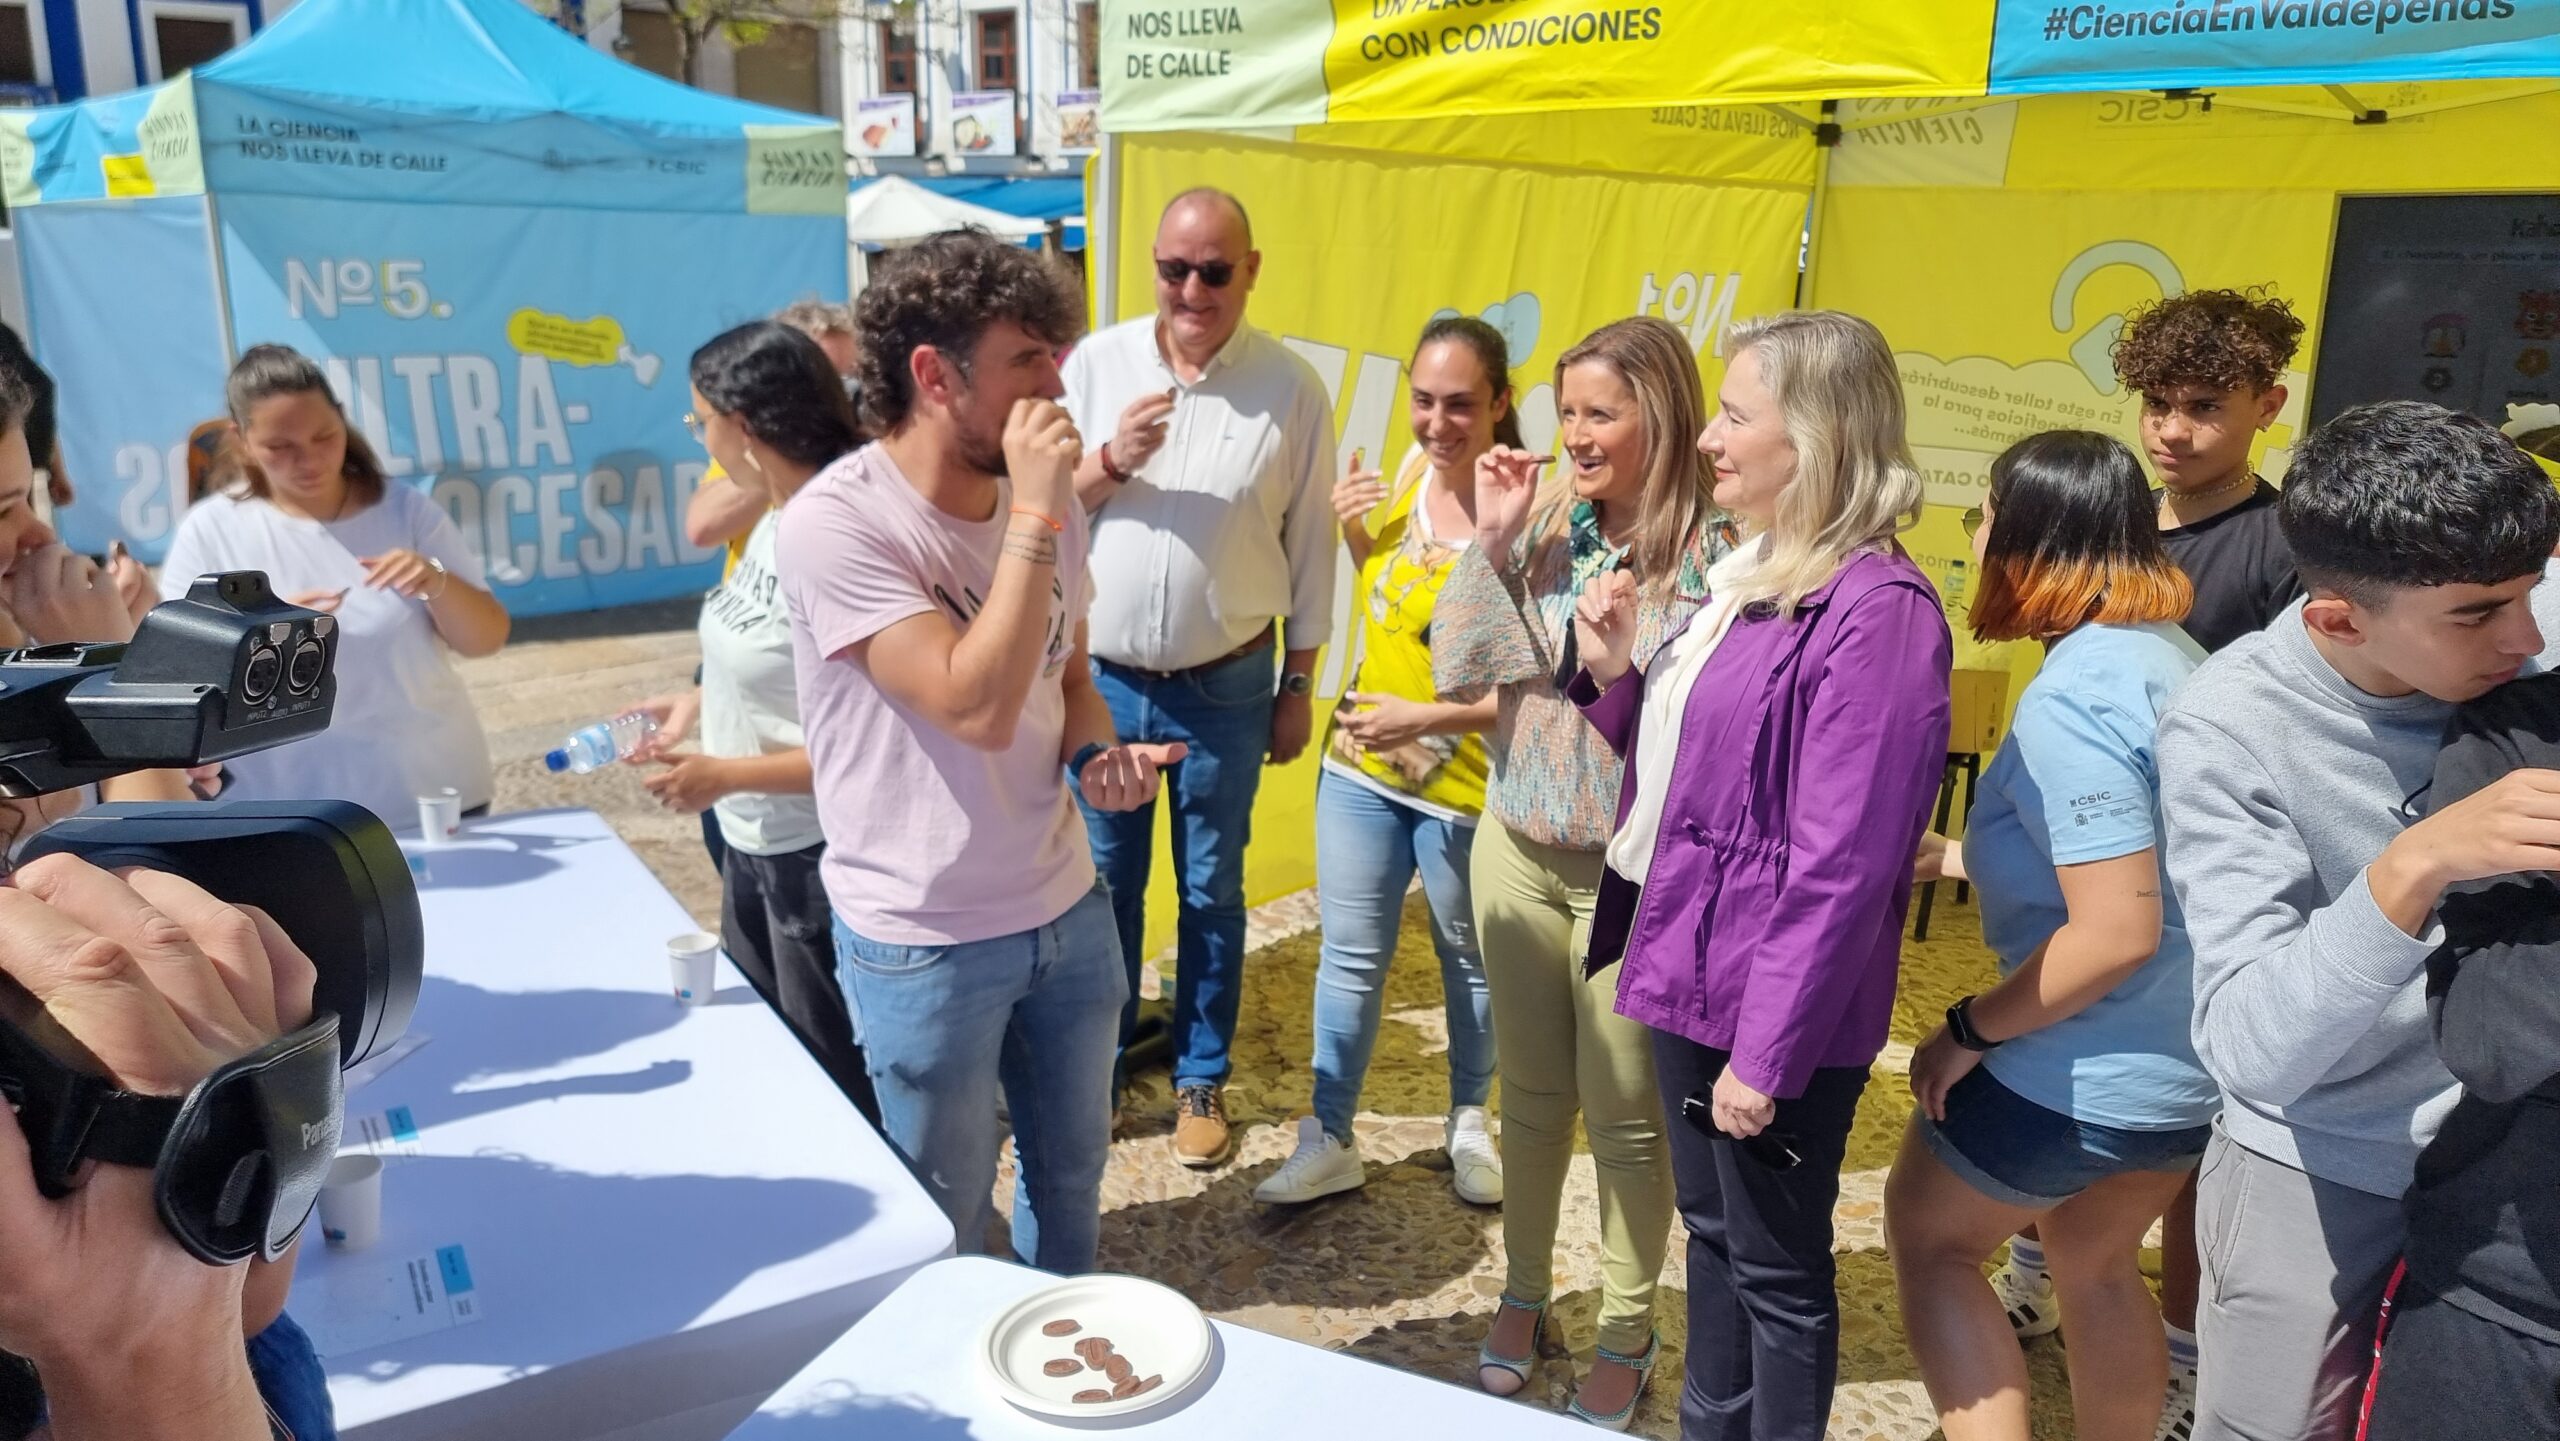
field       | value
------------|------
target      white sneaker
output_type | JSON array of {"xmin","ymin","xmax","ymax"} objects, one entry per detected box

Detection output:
[
  {"xmin": 1992, "ymin": 1260, "xmax": 2060, "ymax": 1339},
  {"xmin": 2154, "ymin": 1362, "xmax": 2197, "ymax": 1441},
  {"xmin": 1447, "ymin": 1106, "xmax": 1504, "ymax": 1206},
  {"xmin": 1253, "ymin": 1116, "xmax": 1365, "ymax": 1204}
]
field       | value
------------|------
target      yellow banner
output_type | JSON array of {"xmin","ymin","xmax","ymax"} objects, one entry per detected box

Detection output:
[
  {"xmin": 1111, "ymin": 129, "xmax": 1807, "ymax": 939},
  {"xmin": 1811, "ymin": 82, "xmax": 2560, "ymax": 695},
  {"xmin": 1100, "ymin": 0, "xmax": 1994, "ymax": 134}
]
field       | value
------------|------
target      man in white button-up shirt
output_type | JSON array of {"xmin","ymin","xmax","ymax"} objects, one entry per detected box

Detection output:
[{"xmin": 1064, "ymin": 187, "xmax": 1337, "ymax": 1168}]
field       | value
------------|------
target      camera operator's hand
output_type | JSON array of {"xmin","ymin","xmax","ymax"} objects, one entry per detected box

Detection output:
[
  {"xmin": 0, "ymin": 856, "xmax": 315, "ymax": 1441},
  {"xmin": 3, "ymin": 545, "xmax": 138, "ymax": 646}
]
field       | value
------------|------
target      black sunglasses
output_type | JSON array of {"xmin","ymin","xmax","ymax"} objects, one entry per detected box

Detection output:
[
  {"xmin": 1155, "ymin": 256, "xmax": 1237, "ymax": 289},
  {"xmin": 1679, "ymin": 1093, "xmax": 1805, "ymax": 1170}
]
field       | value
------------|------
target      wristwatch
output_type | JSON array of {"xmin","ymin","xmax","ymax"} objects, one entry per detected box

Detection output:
[
  {"xmin": 1098, "ymin": 442, "xmax": 1132, "ymax": 484},
  {"xmin": 1279, "ymin": 672, "xmax": 1315, "ymax": 698},
  {"xmin": 1946, "ymin": 995, "xmax": 2000, "ymax": 1053}
]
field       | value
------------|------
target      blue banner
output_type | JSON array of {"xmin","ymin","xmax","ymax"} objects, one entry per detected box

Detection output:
[
  {"xmin": 27, "ymin": 197, "xmax": 234, "ymax": 564},
  {"xmin": 1991, "ymin": 0, "xmax": 2560, "ymax": 94},
  {"xmin": 217, "ymin": 194, "xmax": 843, "ymax": 615}
]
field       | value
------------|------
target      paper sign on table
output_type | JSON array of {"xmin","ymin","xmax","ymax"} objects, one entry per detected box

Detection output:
[
  {"xmin": 301, "ymin": 1244, "xmax": 484, "ymax": 1358},
  {"xmin": 344, "ymin": 1105, "xmax": 424, "ymax": 1166}
]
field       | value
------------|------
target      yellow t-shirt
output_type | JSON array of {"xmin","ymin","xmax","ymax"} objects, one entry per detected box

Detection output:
[
  {"xmin": 699, "ymin": 462, "xmax": 761, "ymax": 577},
  {"xmin": 1321, "ymin": 448, "xmax": 1491, "ymax": 822}
]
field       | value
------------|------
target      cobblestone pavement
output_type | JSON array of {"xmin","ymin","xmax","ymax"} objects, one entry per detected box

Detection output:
[{"xmin": 464, "ymin": 602, "xmax": 2090, "ymax": 1439}]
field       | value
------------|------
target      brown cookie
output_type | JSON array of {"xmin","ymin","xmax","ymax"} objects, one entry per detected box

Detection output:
[
  {"xmin": 1042, "ymin": 1319, "xmax": 1082, "ymax": 1338},
  {"xmin": 1104, "ymin": 1355, "xmax": 1133, "ymax": 1383},
  {"xmin": 1111, "ymin": 1375, "xmax": 1143, "ymax": 1399},
  {"xmin": 1073, "ymin": 1389, "xmax": 1113, "ymax": 1404},
  {"xmin": 1043, "ymin": 1358, "xmax": 1082, "ymax": 1377},
  {"xmin": 1132, "ymin": 1375, "xmax": 1163, "ymax": 1396}
]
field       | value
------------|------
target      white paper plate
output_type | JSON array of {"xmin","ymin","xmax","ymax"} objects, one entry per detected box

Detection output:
[{"xmin": 978, "ymin": 1273, "xmax": 1213, "ymax": 1421}]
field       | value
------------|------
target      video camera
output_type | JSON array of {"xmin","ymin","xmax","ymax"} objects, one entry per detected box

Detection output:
[{"xmin": 0, "ymin": 572, "xmax": 421, "ymax": 1265}]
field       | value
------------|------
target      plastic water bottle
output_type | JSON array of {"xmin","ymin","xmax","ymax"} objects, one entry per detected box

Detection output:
[{"xmin": 544, "ymin": 711, "xmax": 658, "ymax": 774}]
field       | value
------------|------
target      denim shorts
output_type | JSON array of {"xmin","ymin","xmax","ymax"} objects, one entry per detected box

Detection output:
[{"xmin": 1915, "ymin": 1065, "xmax": 2211, "ymax": 1210}]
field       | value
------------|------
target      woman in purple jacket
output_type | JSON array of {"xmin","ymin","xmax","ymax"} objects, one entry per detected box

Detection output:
[{"xmin": 1568, "ymin": 310, "xmax": 1952, "ymax": 1440}]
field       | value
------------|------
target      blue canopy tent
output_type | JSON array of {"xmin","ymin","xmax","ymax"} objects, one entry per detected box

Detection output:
[{"xmin": 0, "ymin": 0, "xmax": 847, "ymax": 615}]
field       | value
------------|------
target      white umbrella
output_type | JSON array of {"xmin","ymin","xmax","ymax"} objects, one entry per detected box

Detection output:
[{"xmin": 846, "ymin": 175, "xmax": 1044, "ymax": 246}]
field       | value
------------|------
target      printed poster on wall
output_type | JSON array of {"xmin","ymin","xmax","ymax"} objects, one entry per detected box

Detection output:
[
  {"xmin": 1055, "ymin": 89, "xmax": 1100, "ymax": 153},
  {"xmin": 947, "ymin": 90, "xmax": 1018, "ymax": 157},
  {"xmin": 212, "ymin": 194, "xmax": 843, "ymax": 615},
  {"xmin": 851, "ymin": 94, "xmax": 917, "ymax": 159}
]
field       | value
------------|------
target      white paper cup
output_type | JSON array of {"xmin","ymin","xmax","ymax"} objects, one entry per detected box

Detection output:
[
  {"xmin": 416, "ymin": 789, "xmax": 462, "ymax": 841},
  {"xmin": 669, "ymin": 931, "xmax": 719, "ymax": 1006},
  {"xmin": 317, "ymin": 1154, "xmax": 384, "ymax": 1250}
]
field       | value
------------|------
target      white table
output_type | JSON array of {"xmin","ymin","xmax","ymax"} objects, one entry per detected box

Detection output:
[
  {"xmin": 291, "ymin": 809, "xmax": 955, "ymax": 1441},
  {"xmin": 729, "ymin": 1257, "xmax": 1597, "ymax": 1438}
]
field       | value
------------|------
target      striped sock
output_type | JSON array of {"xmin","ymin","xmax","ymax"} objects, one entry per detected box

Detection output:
[
  {"xmin": 2164, "ymin": 1322, "xmax": 2199, "ymax": 1371},
  {"xmin": 2007, "ymin": 1235, "xmax": 2048, "ymax": 1282}
]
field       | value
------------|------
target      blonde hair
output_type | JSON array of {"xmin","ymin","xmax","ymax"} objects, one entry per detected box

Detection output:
[
  {"xmin": 1528, "ymin": 317, "xmax": 1716, "ymax": 591},
  {"xmin": 1718, "ymin": 310, "xmax": 1923, "ymax": 612}
]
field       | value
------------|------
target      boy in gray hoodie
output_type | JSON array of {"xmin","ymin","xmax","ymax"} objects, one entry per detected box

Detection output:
[{"xmin": 2157, "ymin": 401, "xmax": 2560, "ymax": 1441}]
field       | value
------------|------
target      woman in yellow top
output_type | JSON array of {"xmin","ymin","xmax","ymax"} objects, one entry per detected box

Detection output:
[{"xmin": 1255, "ymin": 316, "xmax": 1516, "ymax": 1210}]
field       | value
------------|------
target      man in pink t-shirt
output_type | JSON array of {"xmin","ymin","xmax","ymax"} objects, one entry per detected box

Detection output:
[{"xmin": 779, "ymin": 231, "xmax": 1181, "ymax": 1274}]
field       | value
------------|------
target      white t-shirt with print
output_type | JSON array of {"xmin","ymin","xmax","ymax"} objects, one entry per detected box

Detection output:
[
  {"xmin": 158, "ymin": 482, "xmax": 496, "ymax": 830},
  {"xmin": 699, "ymin": 510, "xmax": 822, "ymax": 856}
]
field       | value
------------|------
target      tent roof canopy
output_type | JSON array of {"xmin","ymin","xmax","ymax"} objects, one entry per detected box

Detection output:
[
  {"xmin": 1096, "ymin": 0, "xmax": 2560, "ymax": 135},
  {"xmin": 198, "ymin": 0, "xmax": 820, "ymax": 136},
  {"xmin": 0, "ymin": 0, "xmax": 845, "ymax": 215}
]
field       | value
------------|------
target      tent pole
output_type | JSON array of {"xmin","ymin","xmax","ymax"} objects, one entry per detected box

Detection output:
[
  {"xmin": 1091, "ymin": 129, "xmax": 1120, "ymax": 324},
  {"xmin": 1798, "ymin": 100, "xmax": 1836, "ymax": 311},
  {"xmin": 202, "ymin": 191, "xmax": 238, "ymax": 365}
]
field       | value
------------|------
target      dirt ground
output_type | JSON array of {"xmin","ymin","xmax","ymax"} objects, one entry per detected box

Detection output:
[{"xmin": 463, "ymin": 600, "xmax": 2089, "ymax": 1439}]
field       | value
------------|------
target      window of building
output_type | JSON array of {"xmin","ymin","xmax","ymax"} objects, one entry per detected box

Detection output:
[
  {"xmin": 618, "ymin": 8, "xmax": 684, "ymax": 81},
  {"xmin": 1075, "ymin": 2, "xmax": 1098, "ymax": 90},
  {"xmin": 139, "ymin": 1, "xmax": 246, "ymax": 81},
  {"xmin": 733, "ymin": 20, "xmax": 822, "ymax": 115},
  {"xmin": 0, "ymin": 2, "xmax": 47, "ymax": 92},
  {"xmin": 973, "ymin": 8, "xmax": 1015, "ymax": 91},
  {"xmin": 878, "ymin": 21, "xmax": 914, "ymax": 94}
]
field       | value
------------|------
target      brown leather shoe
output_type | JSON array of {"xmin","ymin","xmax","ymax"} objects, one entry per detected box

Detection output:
[{"xmin": 1173, "ymin": 1084, "xmax": 1232, "ymax": 1168}]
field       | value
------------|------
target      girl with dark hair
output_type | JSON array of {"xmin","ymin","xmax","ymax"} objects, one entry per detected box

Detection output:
[
  {"xmin": 626, "ymin": 320, "xmax": 875, "ymax": 1119},
  {"xmin": 1254, "ymin": 315, "xmax": 1515, "ymax": 1211},
  {"xmin": 1888, "ymin": 429, "xmax": 2215, "ymax": 1441},
  {"xmin": 160, "ymin": 344, "xmax": 508, "ymax": 827}
]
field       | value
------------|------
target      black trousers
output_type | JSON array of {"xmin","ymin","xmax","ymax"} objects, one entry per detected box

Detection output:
[
  {"xmin": 720, "ymin": 840, "xmax": 876, "ymax": 1124},
  {"xmin": 1652, "ymin": 1034, "xmax": 1871, "ymax": 1441},
  {"xmin": 2365, "ymin": 1280, "xmax": 2560, "ymax": 1440}
]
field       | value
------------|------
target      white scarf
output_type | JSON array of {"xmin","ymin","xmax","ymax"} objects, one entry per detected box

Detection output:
[{"xmin": 1604, "ymin": 543, "xmax": 1765, "ymax": 885}]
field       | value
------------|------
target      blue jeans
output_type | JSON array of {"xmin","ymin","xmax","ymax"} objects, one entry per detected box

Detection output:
[
  {"xmin": 1079, "ymin": 639, "xmax": 1274, "ymax": 1090},
  {"xmin": 1310, "ymin": 770, "xmax": 1495, "ymax": 1141},
  {"xmin": 833, "ymin": 884, "xmax": 1125, "ymax": 1274},
  {"xmin": 248, "ymin": 1311, "xmax": 335, "ymax": 1440}
]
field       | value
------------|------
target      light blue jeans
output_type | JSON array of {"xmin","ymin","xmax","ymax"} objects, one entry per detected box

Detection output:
[
  {"xmin": 1310, "ymin": 770, "xmax": 1495, "ymax": 1141},
  {"xmin": 834, "ymin": 883, "xmax": 1125, "ymax": 1274}
]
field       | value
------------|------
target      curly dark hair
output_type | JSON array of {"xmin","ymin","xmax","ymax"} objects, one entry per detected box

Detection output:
[
  {"xmin": 2111, "ymin": 288, "xmax": 2305, "ymax": 396},
  {"xmin": 2280, "ymin": 400, "xmax": 2560, "ymax": 602},
  {"xmin": 689, "ymin": 320, "xmax": 861, "ymax": 469},
  {"xmin": 855, "ymin": 229, "xmax": 1083, "ymax": 434}
]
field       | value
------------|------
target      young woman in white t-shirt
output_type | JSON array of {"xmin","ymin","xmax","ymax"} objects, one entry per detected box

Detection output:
[
  {"xmin": 626, "ymin": 320, "xmax": 873, "ymax": 1119},
  {"xmin": 160, "ymin": 345, "xmax": 509, "ymax": 828}
]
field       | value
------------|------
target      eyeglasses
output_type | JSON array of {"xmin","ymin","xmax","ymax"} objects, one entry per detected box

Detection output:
[
  {"xmin": 1154, "ymin": 256, "xmax": 1237, "ymax": 289},
  {"xmin": 1961, "ymin": 505, "xmax": 1986, "ymax": 538},
  {"xmin": 682, "ymin": 413, "xmax": 708, "ymax": 444}
]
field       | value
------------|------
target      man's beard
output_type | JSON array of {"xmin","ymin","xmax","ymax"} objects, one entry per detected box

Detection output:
[{"xmin": 955, "ymin": 396, "xmax": 1008, "ymax": 478}]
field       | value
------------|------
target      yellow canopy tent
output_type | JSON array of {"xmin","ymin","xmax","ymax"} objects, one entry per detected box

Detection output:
[{"xmin": 1089, "ymin": 0, "xmax": 2560, "ymax": 924}]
